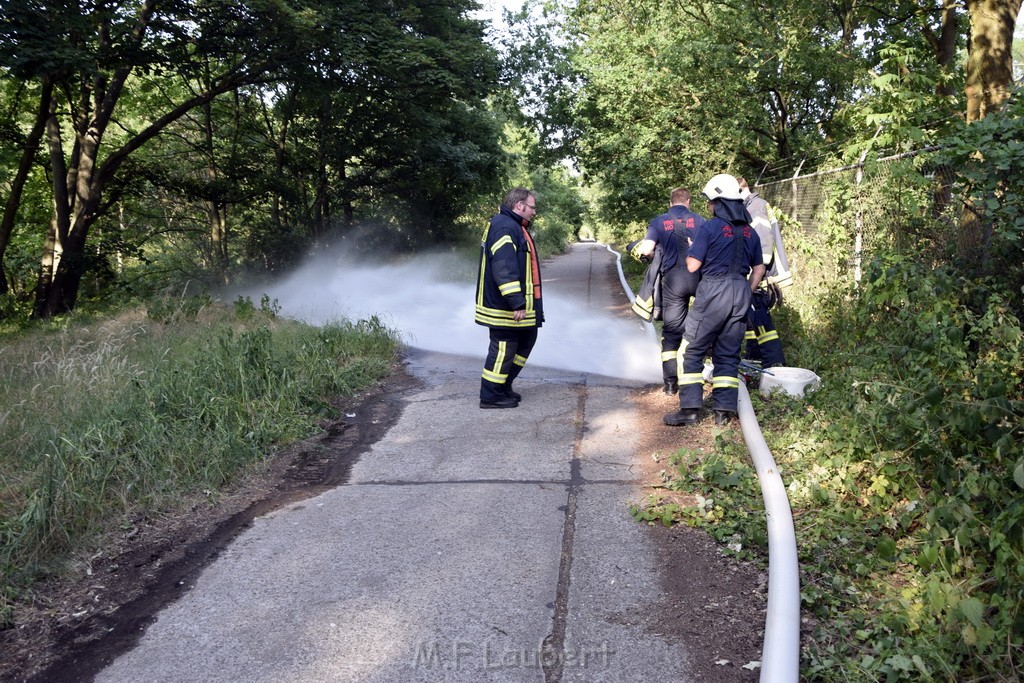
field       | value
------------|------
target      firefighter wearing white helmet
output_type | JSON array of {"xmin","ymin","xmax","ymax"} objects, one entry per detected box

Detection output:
[
  {"xmin": 702, "ymin": 174, "xmax": 744, "ymax": 200},
  {"xmin": 664, "ymin": 173, "xmax": 766, "ymax": 427}
]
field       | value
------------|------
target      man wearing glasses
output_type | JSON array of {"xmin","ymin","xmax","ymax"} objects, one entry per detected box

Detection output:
[{"xmin": 474, "ymin": 188, "xmax": 544, "ymax": 409}]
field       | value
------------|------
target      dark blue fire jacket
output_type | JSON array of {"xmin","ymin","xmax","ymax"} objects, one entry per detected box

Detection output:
[{"xmin": 475, "ymin": 206, "xmax": 545, "ymax": 329}]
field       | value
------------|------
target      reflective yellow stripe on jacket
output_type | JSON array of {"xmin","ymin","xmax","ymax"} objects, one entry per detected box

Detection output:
[
  {"xmin": 474, "ymin": 306, "xmax": 537, "ymax": 327},
  {"xmin": 475, "ymin": 221, "xmax": 537, "ymax": 328}
]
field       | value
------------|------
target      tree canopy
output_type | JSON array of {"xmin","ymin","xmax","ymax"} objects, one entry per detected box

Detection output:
[
  {"xmin": 496, "ymin": 0, "xmax": 1019, "ymax": 230},
  {"xmin": 0, "ymin": 0, "xmax": 507, "ymax": 316}
]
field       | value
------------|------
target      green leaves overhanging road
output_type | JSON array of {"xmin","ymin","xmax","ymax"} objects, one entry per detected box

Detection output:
[{"xmin": 0, "ymin": 0, "xmax": 505, "ymax": 315}]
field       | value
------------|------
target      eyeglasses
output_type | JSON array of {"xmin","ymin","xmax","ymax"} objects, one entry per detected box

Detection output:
[{"xmin": 523, "ymin": 203, "xmax": 537, "ymax": 210}]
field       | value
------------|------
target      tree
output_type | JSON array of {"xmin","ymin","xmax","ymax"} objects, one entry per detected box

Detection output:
[
  {"xmin": 964, "ymin": 0, "xmax": 1022, "ymax": 122},
  {"xmin": 0, "ymin": 78, "xmax": 51, "ymax": 295},
  {"xmin": 957, "ymin": 0, "xmax": 1023, "ymax": 262},
  {"xmin": 0, "ymin": 0, "xmax": 322, "ymax": 317},
  {"xmin": 552, "ymin": 0, "xmax": 868, "ymax": 223},
  {"xmin": 0, "ymin": 0, "xmax": 510, "ymax": 311}
]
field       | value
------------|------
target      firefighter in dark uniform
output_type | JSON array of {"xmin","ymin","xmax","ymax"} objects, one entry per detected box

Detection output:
[
  {"xmin": 737, "ymin": 177, "xmax": 786, "ymax": 368},
  {"xmin": 633, "ymin": 188, "xmax": 706, "ymax": 394},
  {"xmin": 475, "ymin": 188, "xmax": 543, "ymax": 409},
  {"xmin": 744, "ymin": 286, "xmax": 786, "ymax": 367},
  {"xmin": 665, "ymin": 174, "xmax": 766, "ymax": 427}
]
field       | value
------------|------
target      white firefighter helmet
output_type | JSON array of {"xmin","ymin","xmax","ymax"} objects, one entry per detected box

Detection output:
[{"xmin": 701, "ymin": 174, "xmax": 743, "ymax": 201}]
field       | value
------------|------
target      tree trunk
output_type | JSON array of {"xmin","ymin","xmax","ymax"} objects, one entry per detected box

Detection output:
[
  {"xmin": 340, "ymin": 163, "xmax": 354, "ymax": 225},
  {"xmin": 0, "ymin": 79, "xmax": 53, "ymax": 294},
  {"xmin": 201, "ymin": 90, "xmax": 230, "ymax": 284},
  {"xmin": 927, "ymin": 0, "xmax": 959, "ymax": 219},
  {"xmin": 33, "ymin": 95, "xmax": 76, "ymax": 318},
  {"xmin": 312, "ymin": 104, "xmax": 330, "ymax": 237},
  {"xmin": 960, "ymin": 0, "xmax": 1022, "ymax": 267},
  {"xmin": 207, "ymin": 199, "xmax": 229, "ymax": 281},
  {"xmin": 964, "ymin": 0, "xmax": 1020, "ymax": 123},
  {"xmin": 271, "ymin": 87, "xmax": 297, "ymax": 229},
  {"xmin": 34, "ymin": 214, "xmax": 92, "ymax": 318},
  {"xmin": 34, "ymin": 61, "xmax": 114, "ymax": 318},
  {"xmin": 934, "ymin": 0, "xmax": 959, "ymax": 97}
]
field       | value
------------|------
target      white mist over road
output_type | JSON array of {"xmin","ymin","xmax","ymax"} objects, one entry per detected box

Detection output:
[{"xmin": 233, "ymin": 248, "xmax": 661, "ymax": 383}]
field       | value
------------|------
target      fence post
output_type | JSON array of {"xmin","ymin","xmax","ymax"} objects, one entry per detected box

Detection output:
[
  {"xmin": 854, "ymin": 149, "xmax": 869, "ymax": 284},
  {"xmin": 790, "ymin": 160, "xmax": 805, "ymax": 225}
]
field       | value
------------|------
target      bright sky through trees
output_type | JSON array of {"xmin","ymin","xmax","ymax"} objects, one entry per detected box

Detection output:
[{"xmin": 472, "ymin": 0, "xmax": 523, "ymax": 45}]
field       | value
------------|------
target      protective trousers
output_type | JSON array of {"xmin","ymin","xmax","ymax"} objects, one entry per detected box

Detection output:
[
  {"xmin": 480, "ymin": 327, "xmax": 538, "ymax": 402},
  {"xmin": 659, "ymin": 266, "xmax": 700, "ymax": 382},
  {"xmin": 678, "ymin": 234, "xmax": 752, "ymax": 413},
  {"xmin": 744, "ymin": 298, "xmax": 786, "ymax": 367}
]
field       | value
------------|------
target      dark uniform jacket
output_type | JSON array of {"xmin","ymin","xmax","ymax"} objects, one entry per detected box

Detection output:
[
  {"xmin": 689, "ymin": 216, "xmax": 763, "ymax": 277},
  {"xmin": 645, "ymin": 205, "xmax": 705, "ymax": 271},
  {"xmin": 475, "ymin": 206, "xmax": 544, "ymax": 329}
]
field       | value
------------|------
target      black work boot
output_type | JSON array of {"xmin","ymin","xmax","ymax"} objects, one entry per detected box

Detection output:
[
  {"xmin": 504, "ymin": 385, "xmax": 522, "ymax": 401},
  {"xmin": 480, "ymin": 396, "xmax": 519, "ymax": 409},
  {"xmin": 663, "ymin": 378, "xmax": 678, "ymax": 395},
  {"xmin": 663, "ymin": 409, "xmax": 699, "ymax": 426},
  {"xmin": 714, "ymin": 410, "xmax": 736, "ymax": 425}
]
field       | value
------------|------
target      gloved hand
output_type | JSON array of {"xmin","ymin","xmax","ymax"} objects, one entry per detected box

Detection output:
[
  {"xmin": 626, "ymin": 240, "xmax": 652, "ymax": 263},
  {"xmin": 767, "ymin": 281, "xmax": 783, "ymax": 308}
]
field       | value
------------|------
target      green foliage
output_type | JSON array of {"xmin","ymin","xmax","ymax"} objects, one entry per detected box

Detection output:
[
  {"xmin": 562, "ymin": 0, "xmax": 866, "ymax": 218},
  {"xmin": 642, "ymin": 252, "xmax": 1024, "ymax": 680},
  {"xmin": 813, "ymin": 155, "xmax": 945, "ymax": 274},
  {"xmin": 0, "ymin": 0, "xmax": 509, "ymax": 320},
  {"xmin": 525, "ymin": 165, "xmax": 587, "ymax": 256},
  {"xmin": 0, "ymin": 306, "xmax": 398, "ymax": 625},
  {"xmin": 565, "ymin": 1, "xmax": 724, "ymax": 220},
  {"xmin": 934, "ymin": 90, "xmax": 1024, "ymax": 288},
  {"xmin": 498, "ymin": 119, "xmax": 588, "ymax": 256},
  {"xmin": 497, "ymin": 0, "xmax": 583, "ymax": 164},
  {"xmin": 841, "ymin": 40, "xmax": 962, "ymax": 157},
  {"xmin": 797, "ymin": 258, "xmax": 1024, "ymax": 680},
  {"xmin": 146, "ymin": 292, "xmax": 214, "ymax": 324},
  {"xmin": 232, "ymin": 294, "xmax": 282, "ymax": 321},
  {"xmin": 632, "ymin": 439, "xmax": 766, "ymax": 559}
]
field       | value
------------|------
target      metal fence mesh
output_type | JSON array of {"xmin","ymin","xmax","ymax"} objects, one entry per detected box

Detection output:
[{"xmin": 755, "ymin": 150, "xmax": 956, "ymax": 282}]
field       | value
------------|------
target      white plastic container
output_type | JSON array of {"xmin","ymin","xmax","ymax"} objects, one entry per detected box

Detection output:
[{"xmin": 759, "ymin": 367, "xmax": 820, "ymax": 398}]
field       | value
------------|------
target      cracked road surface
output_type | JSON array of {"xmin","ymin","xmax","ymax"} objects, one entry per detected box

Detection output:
[{"xmin": 87, "ymin": 243, "xmax": 763, "ymax": 682}]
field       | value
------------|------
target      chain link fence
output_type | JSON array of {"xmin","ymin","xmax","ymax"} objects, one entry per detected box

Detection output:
[{"xmin": 755, "ymin": 149, "xmax": 954, "ymax": 283}]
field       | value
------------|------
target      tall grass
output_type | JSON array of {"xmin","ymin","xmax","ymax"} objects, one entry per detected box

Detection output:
[{"xmin": 0, "ymin": 300, "xmax": 398, "ymax": 625}]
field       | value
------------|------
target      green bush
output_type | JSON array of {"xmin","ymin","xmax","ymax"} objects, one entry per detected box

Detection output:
[
  {"xmin": 795, "ymin": 257, "xmax": 1024, "ymax": 680},
  {"xmin": 640, "ymin": 253, "xmax": 1023, "ymax": 680}
]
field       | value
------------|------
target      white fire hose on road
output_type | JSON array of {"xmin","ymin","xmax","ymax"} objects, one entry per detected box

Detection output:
[
  {"xmin": 602, "ymin": 243, "xmax": 659, "ymax": 344},
  {"xmin": 604, "ymin": 241, "xmax": 800, "ymax": 683},
  {"xmin": 737, "ymin": 380, "xmax": 800, "ymax": 682}
]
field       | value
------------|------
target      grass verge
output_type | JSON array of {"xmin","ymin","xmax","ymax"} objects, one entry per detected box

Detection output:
[{"xmin": 0, "ymin": 296, "xmax": 399, "ymax": 626}]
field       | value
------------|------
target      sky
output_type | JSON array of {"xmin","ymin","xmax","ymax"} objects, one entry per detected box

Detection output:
[
  {"xmin": 474, "ymin": 0, "xmax": 521, "ymax": 26},
  {"xmin": 472, "ymin": 0, "xmax": 529, "ymax": 46}
]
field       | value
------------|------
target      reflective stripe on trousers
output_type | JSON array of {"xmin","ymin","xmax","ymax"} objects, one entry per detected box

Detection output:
[{"xmin": 481, "ymin": 326, "xmax": 538, "ymax": 402}]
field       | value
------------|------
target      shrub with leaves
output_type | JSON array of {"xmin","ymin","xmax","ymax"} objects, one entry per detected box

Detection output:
[
  {"xmin": 934, "ymin": 89, "xmax": 1024, "ymax": 314},
  {"xmin": 641, "ymin": 252, "xmax": 1023, "ymax": 680},
  {"xmin": 798, "ymin": 256, "xmax": 1023, "ymax": 680}
]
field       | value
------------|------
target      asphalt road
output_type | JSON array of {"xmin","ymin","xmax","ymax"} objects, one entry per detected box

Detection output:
[{"xmin": 96, "ymin": 243, "xmax": 703, "ymax": 682}]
